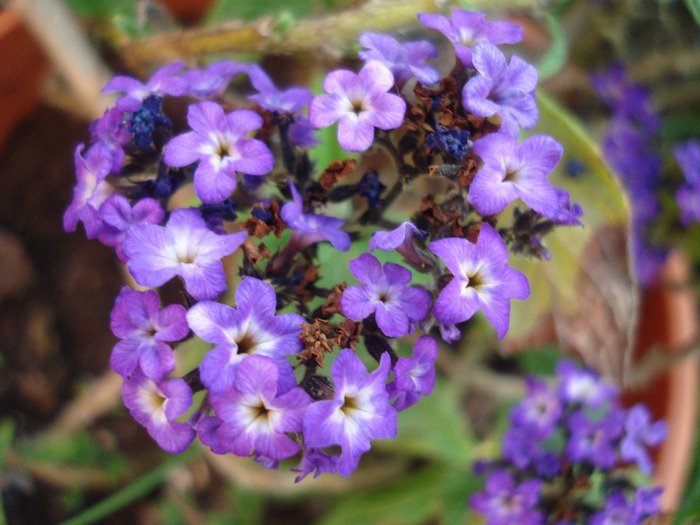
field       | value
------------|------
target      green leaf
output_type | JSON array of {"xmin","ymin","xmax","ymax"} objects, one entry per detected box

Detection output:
[
  {"xmin": 538, "ymin": 12, "xmax": 568, "ymax": 81},
  {"xmin": 375, "ymin": 379, "xmax": 476, "ymax": 466},
  {"xmin": 684, "ymin": 0, "xmax": 700, "ymax": 27},
  {"xmin": 65, "ymin": 0, "xmax": 135, "ymax": 19}
]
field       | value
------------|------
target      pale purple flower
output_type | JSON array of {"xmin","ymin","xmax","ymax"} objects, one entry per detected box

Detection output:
[
  {"xmin": 418, "ymin": 9, "xmax": 522, "ymax": 68},
  {"xmin": 469, "ymin": 469, "xmax": 543, "ymax": 525},
  {"xmin": 209, "ymin": 355, "xmax": 311, "ymax": 460},
  {"xmin": 123, "ymin": 208, "xmax": 247, "ymax": 300},
  {"xmin": 182, "ymin": 60, "xmax": 247, "ymax": 97},
  {"xmin": 369, "ymin": 221, "xmax": 429, "ymax": 268},
  {"xmin": 358, "ymin": 32, "xmax": 440, "ymax": 86},
  {"xmin": 555, "ymin": 360, "xmax": 617, "ymax": 409},
  {"xmin": 632, "ymin": 487, "xmax": 663, "ymax": 521},
  {"xmin": 303, "ymin": 349, "xmax": 397, "ymax": 476},
  {"xmin": 63, "ymin": 144, "xmax": 114, "ymax": 239},
  {"xmin": 551, "ymin": 188, "xmax": 584, "ymax": 227},
  {"xmin": 674, "ymin": 139, "xmax": 700, "ymax": 225},
  {"xmin": 386, "ymin": 335, "xmax": 438, "ymax": 411},
  {"xmin": 590, "ymin": 492, "xmax": 637, "ymax": 525},
  {"xmin": 565, "ymin": 410, "xmax": 623, "ymax": 469},
  {"xmin": 109, "ymin": 287, "xmax": 189, "ymax": 379},
  {"xmin": 510, "ymin": 377, "xmax": 562, "ymax": 439},
  {"xmin": 197, "ymin": 416, "xmax": 227, "ymax": 454},
  {"xmin": 429, "ymin": 224, "xmax": 530, "ymax": 339},
  {"xmin": 620, "ymin": 404, "xmax": 666, "ymax": 474},
  {"xmin": 470, "ymin": 132, "xmax": 562, "ymax": 218},
  {"xmin": 340, "ymin": 253, "xmax": 431, "ymax": 337},
  {"xmin": 98, "ymin": 195, "xmax": 165, "ymax": 262},
  {"xmin": 280, "ymin": 181, "xmax": 351, "ymax": 251},
  {"xmin": 247, "ymin": 64, "xmax": 313, "ymax": 113},
  {"xmin": 122, "ymin": 367, "xmax": 196, "ymax": 454},
  {"xmin": 292, "ymin": 448, "xmax": 339, "ymax": 482},
  {"xmin": 502, "ymin": 427, "xmax": 543, "ymax": 471},
  {"xmin": 185, "ymin": 277, "xmax": 304, "ymax": 394},
  {"xmin": 309, "ymin": 60, "xmax": 406, "ymax": 152},
  {"xmin": 102, "ymin": 62, "xmax": 189, "ymax": 111},
  {"xmin": 163, "ymin": 101, "xmax": 274, "ymax": 204},
  {"xmin": 463, "ymin": 42, "xmax": 538, "ymax": 137},
  {"xmin": 89, "ymin": 107, "xmax": 131, "ymax": 173}
]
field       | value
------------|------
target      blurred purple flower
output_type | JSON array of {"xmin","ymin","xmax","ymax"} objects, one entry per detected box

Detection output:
[
  {"xmin": 469, "ymin": 469, "xmax": 543, "ymax": 525},
  {"xmin": 102, "ymin": 62, "xmax": 189, "ymax": 111},
  {"xmin": 620, "ymin": 404, "xmax": 666, "ymax": 474},
  {"xmin": 565, "ymin": 410, "xmax": 623, "ymax": 469},
  {"xmin": 674, "ymin": 139, "xmax": 700, "ymax": 225},
  {"xmin": 358, "ymin": 32, "xmax": 440, "ymax": 86}
]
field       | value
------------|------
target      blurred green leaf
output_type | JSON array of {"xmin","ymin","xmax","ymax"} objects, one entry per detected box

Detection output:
[
  {"xmin": 516, "ymin": 344, "xmax": 562, "ymax": 376},
  {"xmin": 538, "ymin": 12, "xmax": 568, "ymax": 81},
  {"xmin": 205, "ymin": 0, "xmax": 314, "ymax": 24},
  {"xmin": 65, "ymin": 0, "xmax": 135, "ymax": 18},
  {"xmin": 684, "ymin": 0, "xmax": 700, "ymax": 27},
  {"xmin": 376, "ymin": 379, "xmax": 476, "ymax": 466}
]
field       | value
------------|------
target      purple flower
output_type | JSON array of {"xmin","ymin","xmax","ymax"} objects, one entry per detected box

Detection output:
[
  {"xmin": 469, "ymin": 469, "xmax": 543, "ymax": 525},
  {"xmin": 102, "ymin": 62, "xmax": 189, "ymax": 111},
  {"xmin": 462, "ymin": 42, "xmax": 538, "ymax": 137},
  {"xmin": 182, "ymin": 60, "xmax": 247, "ymax": 97},
  {"xmin": 303, "ymin": 349, "xmax": 397, "ymax": 476},
  {"xmin": 89, "ymin": 107, "xmax": 131, "ymax": 173},
  {"xmin": 386, "ymin": 335, "xmax": 438, "ymax": 411},
  {"xmin": 502, "ymin": 427, "xmax": 542, "ymax": 471},
  {"xmin": 674, "ymin": 139, "xmax": 700, "ymax": 225},
  {"xmin": 469, "ymin": 132, "xmax": 562, "ymax": 218},
  {"xmin": 358, "ymin": 32, "xmax": 440, "ymax": 86},
  {"xmin": 632, "ymin": 487, "xmax": 663, "ymax": 521},
  {"xmin": 551, "ymin": 188, "xmax": 584, "ymax": 227},
  {"xmin": 309, "ymin": 60, "xmax": 406, "ymax": 152},
  {"xmin": 590, "ymin": 492, "xmax": 637, "ymax": 525},
  {"xmin": 620, "ymin": 404, "xmax": 666, "ymax": 474},
  {"xmin": 369, "ymin": 221, "xmax": 429, "ymax": 269},
  {"xmin": 291, "ymin": 448, "xmax": 339, "ymax": 482},
  {"xmin": 122, "ymin": 367, "xmax": 196, "ymax": 454},
  {"xmin": 209, "ymin": 355, "xmax": 311, "ymax": 460},
  {"xmin": 417, "ymin": 9, "xmax": 522, "ymax": 68},
  {"xmin": 63, "ymin": 144, "xmax": 114, "ymax": 239},
  {"xmin": 197, "ymin": 416, "xmax": 227, "ymax": 454},
  {"xmin": 340, "ymin": 253, "xmax": 431, "ymax": 337},
  {"xmin": 247, "ymin": 64, "xmax": 314, "ymax": 113},
  {"xmin": 123, "ymin": 208, "xmax": 247, "ymax": 300},
  {"xmin": 185, "ymin": 277, "xmax": 304, "ymax": 395},
  {"xmin": 565, "ymin": 410, "xmax": 623, "ymax": 469},
  {"xmin": 163, "ymin": 101, "xmax": 274, "ymax": 204},
  {"xmin": 555, "ymin": 360, "xmax": 617, "ymax": 409},
  {"xmin": 109, "ymin": 287, "xmax": 189, "ymax": 379},
  {"xmin": 279, "ymin": 181, "xmax": 351, "ymax": 251},
  {"xmin": 510, "ymin": 377, "xmax": 562, "ymax": 439},
  {"xmin": 429, "ymin": 224, "xmax": 530, "ymax": 339},
  {"xmin": 98, "ymin": 195, "xmax": 165, "ymax": 262}
]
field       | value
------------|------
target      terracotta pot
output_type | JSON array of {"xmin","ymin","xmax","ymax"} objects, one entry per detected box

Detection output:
[
  {"xmin": 622, "ymin": 250, "xmax": 699, "ymax": 513},
  {"xmin": 0, "ymin": 8, "xmax": 48, "ymax": 155}
]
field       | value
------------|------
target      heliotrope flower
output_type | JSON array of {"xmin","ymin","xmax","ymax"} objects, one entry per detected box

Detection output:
[
  {"xmin": 98, "ymin": 194, "xmax": 165, "ymax": 262},
  {"xmin": 340, "ymin": 253, "xmax": 431, "ymax": 337},
  {"xmin": 565, "ymin": 410, "xmax": 623, "ymax": 469},
  {"xmin": 123, "ymin": 208, "xmax": 247, "ymax": 301},
  {"xmin": 674, "ymin": 139, "xmax": 700, "ymax": 225},
  {"xmin": 185, "ymin": 277, "xmax": 304, "ymax": 394},
  {"xmin": 303, "ymin": 349, "xmax": 397, "ymax": 476},
  {"xmin": 163, "ymin": 101, "xmax": 274, "ymax": 204},
  {"xmin": 429, "ymin": 224, "xmax": 529, "ymax": 339},
  {"xmin": 620, "ymin": 404, "xmax": 667, "ymax": 474},
  {"xmin": 291, "ymin": 447, "xmax": 339, "ymax": 482},
  {"xmin": 386, "ymin": 335, "xmax": 438, "ymax": 411},
  {"xmin": 469, "ymin": 132, "xmax": 562, "ymax": 218},
  {"xmin": 462, "ymin": 42, "xmax": 538, "ymax": 137},
  {"xmin": 510, "ymin": 377, "xmax": 562, "ymax": 439},
  {"xmin": 122, "ymin": 367, "xmax": 196, "ymax": 454},
  {"xmin": 418, "ymin": 9, "xmax": 522, "ymax": 68},
  {"xmin": 182, "ymin": 60, "xmax": 247, "ymax": 97},
  {"xmin": 89, "ymin": 107, "xmax": 131, "ymax": 173},
  {"xmin": 209, "ymin": 355, "xmax": 311, "ymax": 460},
  {"xmin": 102, "ymin": 62, "xmax": 189, "ymax": 111},
  {"xmin": 309, "ymin": 60, "xmax": 406, "ymax": 152},
  {"xmin": 469, "ymin": 469, "xmax": 543, "ymax": 525},
  {"xmin": 555, "ymin": 359, "xmax": 617, "ymax": 409},
  {"xmin": 358, "ymin": 32, "xmax": 440, "ymax": 86},
  {"xmin": 247, "ymin": 64, "xmax": 314, "ymax": 113},
  {"xmin": 109, "ymin": 287, "xmax": 189, "ymax": 380},
  {"xmin": 63, "ymin": 144, "xmax": 114, "ymax": 239},
  {"xmin": 369, "ymin": 221, "xmax": 428, "ymax": 268}
]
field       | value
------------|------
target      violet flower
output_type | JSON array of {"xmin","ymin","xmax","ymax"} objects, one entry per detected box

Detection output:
[
  {"xmin": 386, "ymin": 335, "xmax": 438, "ymax": 411},
  {"xmin": 163, "ymin": 101, "xmax": 274, "ymax": 204},
  {"xmin": 358, "ymin": 32, "xmax": 440, "ymax": 87},
  {"xmin": 102, "ymin": 62, "xmax": 189, "ymax": 111},
  {"xmin": 308, "ymin": 60, "xmax": 406, "ymax": 152},
  {"xmin": 247, "ymin": 64, "xmax": 314, "ymax": 113},
  {"xmin": 303, "ymin": 349, "xmax": 397, "ymax": 476},
  {"xmin": 510, "ymin": 377, "xmax": 562, "ymax": 439},
  {"xmin": 620, "ymin": 404, "xmax": 667, "ymax": 474},
  {"xmin": 209, "ymin": 355, "xmax": 311, "ymax": 460},
  {"xmin": 469, "ymin": 469, "xmax": 543, "ymax": 525},
  {"xmin": 182, "ymin": 60, "xmax": 247, "ymax": 97},
  {"xmin": 462, "ymin": 42, "xmax": 538, "ymax": 137},
  {"xmin": 292, "ymin": 448, "xmax": 339, "ymax": 482},
  {"xmin": 674, "ymin": 139, "xmax": 700, "ymax": 225},
  {"xmin": 469, "ymin": 132, "xmax": 562, "ymax": 218},
  {"xmin": 197, "ymin": 416, "xmax": 227, "ymax": 454},
  {"xmin": 109, "ymin": 287, "xmax": 189, "ymax": 380},
  {"xmin": 589, "ymin": 492, "xmax": 636, "ymax": 525},
  {"xmin": 555, "ymin": 360, "xmax": 617, "ymax": 409},
  {"xmin": 89, "ymin": 107, "xmax": 131, "ymax": 173},
  {"xmin": 63, "ymin": 144, "xmax": 114, "ymax": 239},
  {"xmin": 98, "ymin": 195, "xmax": 165, "ymax": 262},
  {"xmin": 185, "ymin": 277, "xmax": 304, "ymax": 394},
  {"xmin": 565, "ymin": 410, "xmax": 623, "ymax": 469},
  {"xmin": 340, "ymin": 253, "xmax": 431, "ymax": 338},
  {"xmin": 123, "ymin": 208, "xmax": 247, "ymax": 301},
  {"xmin": 122, "ymin": 367, "xmax": 196, "ymax": 454},
  {"xmin": 418, "ymin": 9, "xmax": 522, "ymax": 68},
  {"xmin": 429, "ymin": 224, "xmax": 530, "ymax": 339},
  {"xmin": 369, "ymin": 221, "xmax": 429, "ymax": 269}
]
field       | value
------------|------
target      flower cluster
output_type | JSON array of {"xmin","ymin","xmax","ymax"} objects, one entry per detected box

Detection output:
[
  {"xmin": 469, "ymin": 360, "xmax": 666, "ymax": 524},
  {"xmin": 63, "ymin": 9, "xmax": 581, "ymax": 477}
]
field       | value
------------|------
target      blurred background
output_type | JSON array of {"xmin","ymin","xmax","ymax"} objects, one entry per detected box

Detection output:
[{"xmin": 1, "ymin": 0, "xmax": 700, "ymax": 523}]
